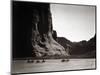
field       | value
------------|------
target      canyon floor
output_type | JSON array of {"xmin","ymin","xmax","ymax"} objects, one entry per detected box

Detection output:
[{"xmin": 12, "ymin": 58, "xmax": 96, "ymax": 74}]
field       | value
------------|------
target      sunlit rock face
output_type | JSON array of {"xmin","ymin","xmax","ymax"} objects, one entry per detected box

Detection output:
[{"xmin": 31, "ymin": 4, "xmax": 68, "ymax": 58}]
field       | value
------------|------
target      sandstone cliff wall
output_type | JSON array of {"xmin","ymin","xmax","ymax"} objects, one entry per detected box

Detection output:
[{"xmin": 13, "ymin": 1, "xmax": 68, "ymax": 58}]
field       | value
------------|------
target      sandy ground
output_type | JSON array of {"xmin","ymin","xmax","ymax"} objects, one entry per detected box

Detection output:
[{"xmin": 12, "ymin": 59, "xmax": 96, "ymax": 74}]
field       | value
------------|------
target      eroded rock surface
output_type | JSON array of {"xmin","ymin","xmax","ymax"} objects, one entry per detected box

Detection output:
[
  {"xmin": 13, "ymin": 2, "xmax": 69, "ymax": 58},
  {"xmin": 31, "ymin": 4, "xmax": 68, "ymax": 58}
]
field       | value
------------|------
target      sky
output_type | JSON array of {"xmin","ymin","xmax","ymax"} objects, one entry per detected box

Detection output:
[{"xmin": 50, "ymin": 4, "xmax": 96, "ymax": 42}]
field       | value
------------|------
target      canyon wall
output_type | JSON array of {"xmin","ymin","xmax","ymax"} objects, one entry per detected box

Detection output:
[{"xmin": 13, "ymin": 1, "xmax": 68, "ymax": 58}]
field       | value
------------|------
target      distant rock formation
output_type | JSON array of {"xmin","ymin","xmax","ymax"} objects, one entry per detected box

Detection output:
[
  {"xmin": 57, "ymin": 35, "xmax": 96, "ymax": 58},
  {"xmin": 57, "ymin": 37, "xmax": 73, "ymax": 48}
]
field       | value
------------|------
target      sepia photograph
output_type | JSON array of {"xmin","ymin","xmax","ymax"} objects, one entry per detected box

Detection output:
[{"xmin": 12, "ymin": 0, "xmax": 96, "ymax": 74}]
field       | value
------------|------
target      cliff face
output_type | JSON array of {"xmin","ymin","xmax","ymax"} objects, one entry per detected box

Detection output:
[
  {"xmin": 31, "ymin": 3, "xmax": 68, "ymax": 58},
  {"xmin": 13, "ymin": 1, "xmax": 68, "ymax": 58}
]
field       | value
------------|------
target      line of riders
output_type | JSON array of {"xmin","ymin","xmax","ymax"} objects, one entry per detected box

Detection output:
[{"xmin": 27, "ymin": 58, "xmax": 69, "ymax": 63}]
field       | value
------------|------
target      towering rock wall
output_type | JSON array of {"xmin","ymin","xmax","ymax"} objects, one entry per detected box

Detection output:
[
  {"xmin": 31, "ymin": 3, "xmax": 68, "ymax": 58},
  {"xmin": 13, "ymin": 1, "xmax": 68, "ymax": 58}
]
